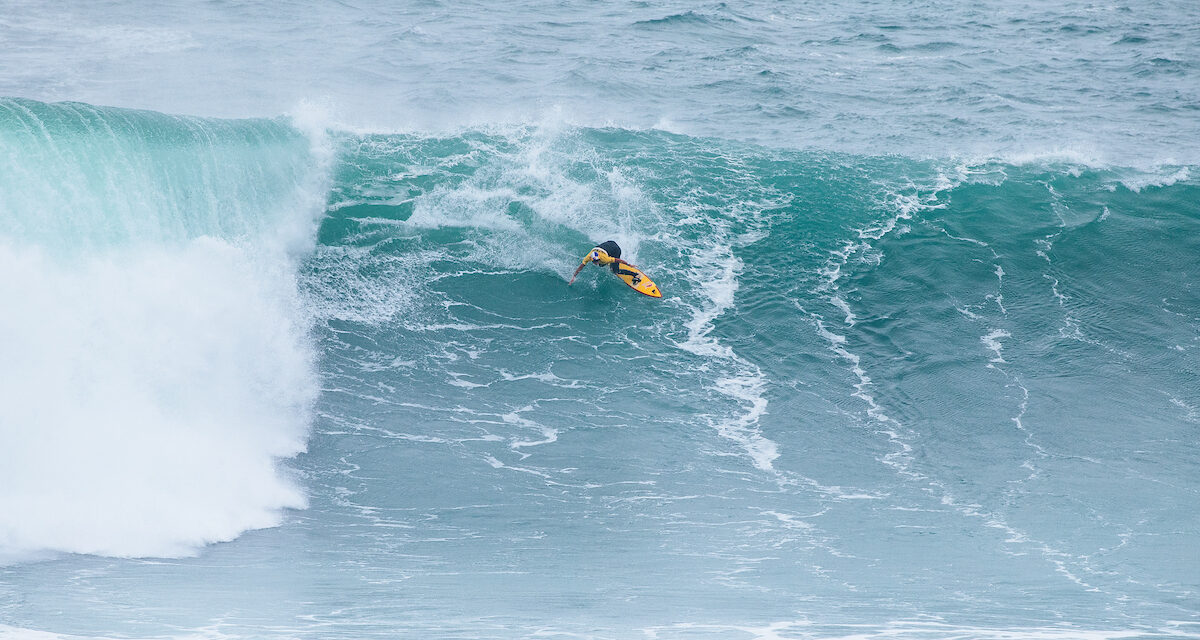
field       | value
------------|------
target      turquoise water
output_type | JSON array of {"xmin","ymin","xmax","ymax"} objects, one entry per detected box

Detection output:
[{"xmin": 2, "ymin": 2, "xmax": 1199, "ymax": 639}]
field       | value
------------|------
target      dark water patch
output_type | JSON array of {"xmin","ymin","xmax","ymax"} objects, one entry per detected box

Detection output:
[
  {"xmin": 755, "ymin": 104, "xmax": 813, "ymax": 119},
  {"xmin": 964, "ymin": 20, "xmax": 995, "ymax": 30},
  {"xmin": 700, "ymin": 44, "xmax": 761, "ymax": 61},
  {"xmin": 633, "ymin": 11, "xmax": 719, "ymax": 28},
  {"xmin": 1138, "ymin": 56, "xmax": 1189, "ymax": 73},
  {"xmin": 699, "ymin": 78, "xmax": 749, "ymax": 91},
  {"xmin": 1056, "ymin": 23, "xmax": 1104, "ymax": 35},
  {"xmin": 911, "ymin": 41, "xmax": 960, "ymax": 52},
  {"xmin": 851, "ymin": 32, "xmax": 891, "ymax": 44}
]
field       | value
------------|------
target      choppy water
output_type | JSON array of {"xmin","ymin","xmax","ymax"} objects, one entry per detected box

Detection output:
[{"xmin": 1, "ymin": 2, "xmax": 1199, "ymax": 639}]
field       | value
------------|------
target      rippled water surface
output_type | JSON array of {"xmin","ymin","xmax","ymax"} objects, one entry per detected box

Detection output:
[{"xmin": 1, "ymin": 2, "xmax": 1199, "ymax": 639}]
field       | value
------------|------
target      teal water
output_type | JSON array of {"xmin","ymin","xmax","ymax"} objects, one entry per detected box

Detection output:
[{"xmin": 2, "ymin": 2, "xmax": 1200, "ymax": 639}]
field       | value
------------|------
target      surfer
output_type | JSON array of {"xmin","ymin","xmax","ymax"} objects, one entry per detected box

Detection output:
[{"xmin": 568, "ymin": 240, "xmax": 642, "ymax": 285}]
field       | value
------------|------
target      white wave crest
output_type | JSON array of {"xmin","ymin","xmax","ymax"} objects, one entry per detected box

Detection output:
[{"xmin": 0, "ymin": 240, "xmax": 317, "ymax": 560}]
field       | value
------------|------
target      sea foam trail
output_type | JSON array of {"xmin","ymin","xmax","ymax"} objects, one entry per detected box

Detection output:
[
  {"xmin": 677, "ymin": 232, "xmax": 778, "ymax": 473},
  {"xmin": 0, "ymin": 99, "xmax": 325, "ymax": 559}
]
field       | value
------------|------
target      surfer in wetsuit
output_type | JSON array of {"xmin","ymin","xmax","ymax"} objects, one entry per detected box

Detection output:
[{"xmin": 568, "ymin": 240, "xmax": 642, "ymax": 285}]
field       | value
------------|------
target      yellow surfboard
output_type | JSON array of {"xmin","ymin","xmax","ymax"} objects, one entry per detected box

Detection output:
[{"xmin": 614, "ymin": 263, "xmax": 662, "ymax": 298}]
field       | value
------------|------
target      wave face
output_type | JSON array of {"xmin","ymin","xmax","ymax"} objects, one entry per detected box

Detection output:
[
  {"xmin": 300, "ymin": 131, "xmax": 1200, "ymax": 636},
  {"xmin": 0, "ymin": 99, "xmax": 323, "ymax": 559},
  {"xmin": 2, "ymin": 101, "xmax": 1200, "ymax": 638}
]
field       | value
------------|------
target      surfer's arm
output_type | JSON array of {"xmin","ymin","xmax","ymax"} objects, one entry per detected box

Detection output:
[{"xmin": 568, "ymin": 261, "xmax": 587, "ymax": 285}]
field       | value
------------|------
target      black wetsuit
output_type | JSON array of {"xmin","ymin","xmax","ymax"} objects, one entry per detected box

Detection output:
[
  {"xmin": 598, "ymin": 240, "xmax": 622, "ymax": 260},
  {"xmin": 598, "ymin": 240, "xmax": 639, "ymax": 279}
]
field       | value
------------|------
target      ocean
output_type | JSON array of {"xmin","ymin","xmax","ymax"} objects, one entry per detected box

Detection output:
[{"xmin": 1, "ymin": 1, "xmax": 1198, "ymax": 638}]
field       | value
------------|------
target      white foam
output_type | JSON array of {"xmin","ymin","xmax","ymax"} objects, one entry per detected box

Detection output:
[
  {"xmin": 301, "ymin": 245, "xmax": 435, "ymax": 325},
  {"xmin": 947, "ymin": 151, "xmax": 1195, "ymax": 193},
  {"xmin": 965, "ymin": 147, "xmax": 1111, "ymax": 171},
  {"xmin": 0, "ymin": 239, "xmax": 316, "ymax": 560},
  {"xmin": 373, "ymin": 122, "xmax": 652, "ymax": 284},
  {"xmin": 407, "ymin": 185, "xmax": 525, "ymax": 232},
  {"xmin": 981, "ymin": 329, "xmax": 1012, "ymax": 364},
  {"xmin": 677, "ymin": 241, "xmax": 779, "ymax": 472},
  {"xmin": 505, "ymin": 408, "xmax": 560, "ymax": 456},
  {"xmin": 830, "ymin": 295, "xmax": 857, "ymax": 325},
  {"xmin": 1117, "ymin": 166, "xmax": 1190, "ymax": 193}
]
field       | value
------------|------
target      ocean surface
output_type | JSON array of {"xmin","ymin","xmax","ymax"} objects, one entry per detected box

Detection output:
[{"xmin": 2, "ymin": 1, "xmax": 1199, "ymax": 639}]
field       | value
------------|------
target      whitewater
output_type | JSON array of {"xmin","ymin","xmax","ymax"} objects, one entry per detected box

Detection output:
[{"xmin": 1, "ymin": 1, "xmax": 1198, "ymax": 639}]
